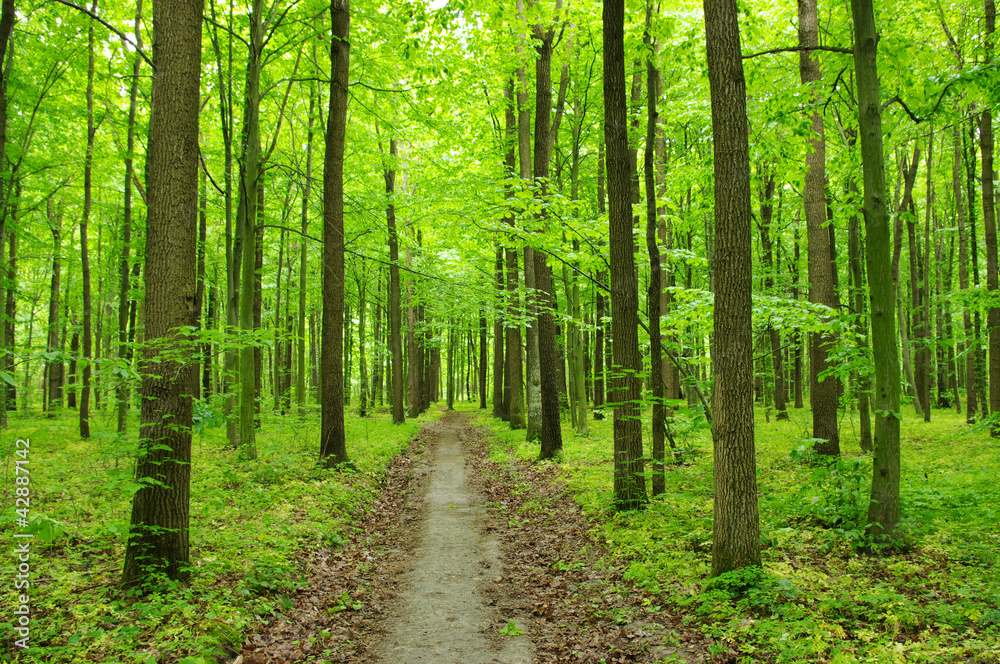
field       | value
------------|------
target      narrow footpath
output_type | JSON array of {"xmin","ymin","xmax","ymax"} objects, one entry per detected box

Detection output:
[{"xmin": 374, "ymin": 414, "xmax": 533, "ymax": 664}]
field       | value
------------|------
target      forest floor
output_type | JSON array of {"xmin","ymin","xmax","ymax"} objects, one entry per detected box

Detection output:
[{"xmin": 239, "ymin": 410, "xmax": 709, "ymax": 664}]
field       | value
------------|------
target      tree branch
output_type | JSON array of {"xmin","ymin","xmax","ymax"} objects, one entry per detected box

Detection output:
[
  {"xmin": 742, "ymin": 44, "xmax": 853, "ymax": 59},
  {"xmin": 51, "ymin": 0, "xmax": 153, "ymax": 68}
]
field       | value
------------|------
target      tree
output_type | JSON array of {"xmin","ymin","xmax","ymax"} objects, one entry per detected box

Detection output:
[
  {"xmin": 385, "ymin": 138, "xmax": 405, "ymax": 424},
  {"xmin": 799, "ymin": 0, "xmax": 840, "ymax": 456},
  {"xmin": 319, "ymin": 0, "xmax": 350, "ymax": 468},
  {"xmin": 122, "ymin": 0, "xmax": 203, "ymax": 588},
  {"xmin": 604, "ymin": 0, "xmax": 646, "ymax": 510},
  {"xmin": 850, "ymin": 0, "xmax": 902, "ymax": 543},
  {"xmin": 704, "ymin": 0, "xmax": 761, "ymax": 575}
]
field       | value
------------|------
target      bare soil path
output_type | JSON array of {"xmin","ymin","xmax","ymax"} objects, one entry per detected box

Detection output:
[{"xmin": 374, "ymin": 413, "xmax": 533, "ymax": 664}]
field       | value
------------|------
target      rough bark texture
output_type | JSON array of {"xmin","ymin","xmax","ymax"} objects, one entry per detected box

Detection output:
[
  {"xmin": 604, "ymin": 0, "xmax": 646, "ymax": 510},
  {"xmin": 122, "ymin": 0, "xmax": 202, "ymax": 588},
  {"xmin": 851, "ymin": 0, "xmax": 902, "ymax": 542},
  {"xmin": 704, "ymin": 0, "xmax": 761, "ymax": 574},
  {"xmin": 319, "ymin": 0, "xmax": 350, "ymax": 467},
  {"xmin": 594, "ymin": 143, "xmax": 607, "ymax": 420}
]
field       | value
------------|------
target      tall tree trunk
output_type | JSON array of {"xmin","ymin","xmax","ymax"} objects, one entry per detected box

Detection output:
[
  {"xmin": 605, "ymin": 0, "xmax": 646, "ymax": 509},
  {"xmin": 983, "ymin": 0, "xmax": 998, "ymax": 432},
  {"xmin": 532, "ymin": 24, "xmax": 563, "ymax": 460},
  {"xmin": 758, "ymin": 172, "xmax": 788, "ymax": 420},
  {"xmin": 319, "ymin": 0, "xmax": 350, "ymax": 467},
  {"xmin": 297, "ymin": 80, "xmax": 316, "ymax": 415},
  {"xmin": 799, "ymin": 0, "xmax": 839, "ymax": 455},
  {"xmin": 46, "ymin": 200, "xmax": 63, "ymax": 412},
  {"xmin": 704, "ymin": 0, "xmax": 760, "ymax": 574},
  {"xmin": 851, "ymin": 0, "xmax": 902, "ymax": 543},
  {"xmin": 479, "ymin": 311, "xmax": 488, "ymax": 409},
  {"xmin": 848, "ymin": 179, "xmax": 873, "ymax": 452},
  {"xmin": 117, "ymin": 0, "xmax": 142, "ymax": 431},
  {"xmin": 385, "ymin": 139, "xmax": 405, "ymax": 423},
  {"xmin": 594, "ymin": 143, "xmax": 606, "ymax": 420},
  {"xmin": 968, "ymin": 122, "xmax": 989, "ymax": 419},
  {"xmin": 79, "ymin": 0, "xmax": 97, "ymax": 439},
  {"xmin": 236, "ymin": 0, "xmax": 264, "ymax": 460},
  {"xmin": 122, "ymin": 0, "xmax": 202, "ymax": 588},
  {"xmin": 356, "ymin": 271, "xmax": 368, "ymax": 416},
  {"xmin": 956, "ymin": 125, "xmax": 976, "ymax": 422},
  {"xmin": 503, "ymin": 80, "xmax": 525, "ymax": 430},
  {"xmin": 644, "ymin": 7, "xmax": 664, "ymax": 494},
  {"xmin": 492, "ymin": 246, "xmax": 505, "ymax": 419}
]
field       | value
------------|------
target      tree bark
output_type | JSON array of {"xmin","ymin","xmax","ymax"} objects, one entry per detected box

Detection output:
[
  {"xmin": 122, "ymin": 0, "xmax": 202, "ymax": 588},
  {"xmin": 79, "ymin": 0, "xmax": 97, "ymax": 439},
  {"xmin": 851, "ymin": 0, "xmax": 902, "ymax": 543},
  {"xmin": 492, "ymin": 246, "xmax": 505, "ymax": 419},
  {"xmin": 605, "ymin": 0, "xmax": 646, "ymax": 509},
  {"xmin": 704, "ymin": 0, "xmax": 761, "ymax": 574},
  {"xmin": 319, "ymin": 0, "xmax": 350, "ymax": 467},
  {"xmin": 984, "ymin": 0, "xmax": 997, "ymax": 432},
  {"xmin": 297, "ymin": 79, "xmax": 315, "ymax": 414},
  {"xmin": 799, "ymin": 0, "xmax": 839, "ymax": 455},
  {"xmin": 503, "ymin": 80, "xmax": 525, "ymax": 430}
]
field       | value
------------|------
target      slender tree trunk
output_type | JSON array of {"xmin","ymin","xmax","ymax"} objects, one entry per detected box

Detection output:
[
  {"xmin": 848, "ymin": 179, "xmax": 873, "ymax": 451},
  {"xmin": 851, "ymin": 0, "xmax": 902, "ymax": 543},
  {"xmin": 46, "ymin": 201, "xmax": 63, "ymax": 413},
  {"xmin": 79, "ymin": 1, "xmax": 97, "ymax": 439},
  {"xmin": 704, "ymin": 0, "xmax": 760, "ymax": 574},
  {"xmin": 644, "ymin": 8, "xmax": 664, "ymax": 494},
  {"xmin": 594, "ymin": 143, "xmax": 606, "ymax": 420},
  {"xmin": 385, "ymin": 140, "xmax": 405, "ymax": 423},
  {"xmin": 605, "ymin": 0, "xmax": 646, "ymax": 509},
  {"xmin": 479, "ymin": 311, "xmax": 488, "ymax": 409},
  {"xmin": 983, "ymin": 0, "xmax": 998, "ymax": 432},
  {"xmin": 503, "ymin": 81, "xmax": 525, "ymax": 430},
  {"xmin": 319, "ymin": 0, "xmax": 350, "ymax": 467},
  {"xmin": 968, "ymin": 121, "xmax": 989, "ymax": 419},
  {"xmin": 759, "ymin": 172, "xmax": 788, "ymax": 420},
  {"xmin": 236, "ymin": 0, "xmax": 264, "ymax": 460},
  {"xmin": 122, "ymin": 0, "xmax": 202, "ymax": 588},
  {"xmin": 799, "ymin": 0, "xmax": 839, "ymax": 455},
  {"xmin": 492, "ymin": 246, "xmax": 505, "ymax": 419},
  {"xmin": 956, "ymin": 125, "xmax": 977, "ymax": 422},
  {"xmin": 357, "ymin": 272, "xmax": 368, "ymax": 416},
  {"xmin": 297, "ymin": 81, "xmax": 315, "ymax": 415}
]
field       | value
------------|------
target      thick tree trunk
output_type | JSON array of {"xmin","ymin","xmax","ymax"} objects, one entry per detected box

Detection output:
[
  {"xmin": 319, "ymin": 0, "xmax": 350, "ymax": 467},
  {"xmin": 851, "ymin": 0, "xmax": 902, "ymax": 543},
  {"xmin": 122, "ymin": 0, "xmax": 202, "ymax": 588},
  {"xmin": 704, "ymin": 0, "xmax": 760, "ymax": 574},
  {"xmin": 605, "ymin": 0, "xmax": 646, "ymax": 509}
]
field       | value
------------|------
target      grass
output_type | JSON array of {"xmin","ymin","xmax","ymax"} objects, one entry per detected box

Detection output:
[
  {"xmin": 0, "ymin": 398, "xmax": 437, "ymax": 663},
  {"xmin": 478, "ymin": 401, "xmax": 1000, "ymax": 663}
]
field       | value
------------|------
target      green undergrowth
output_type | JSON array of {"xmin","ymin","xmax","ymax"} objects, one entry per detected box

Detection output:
[
  {"xmin": 477, "ymin": 405, "xmax": 1000, "ymax": 663},
  {"xmin": 0, "ymin": 401, "xmax": 435, "ymax": 663}
]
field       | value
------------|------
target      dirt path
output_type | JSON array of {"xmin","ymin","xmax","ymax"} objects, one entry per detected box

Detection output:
[{"xmin": 374, "ymin": 412, "xmax": 532, "ymax": 664}]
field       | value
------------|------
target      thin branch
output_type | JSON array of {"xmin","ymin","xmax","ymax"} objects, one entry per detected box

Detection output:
[
  {"xmin": 51, "ymin": 0, "xmax": 153, "ymax": 68},
  {"xmin": 742, "ymin": 44, "xmax": 853, "ymax": 59}
]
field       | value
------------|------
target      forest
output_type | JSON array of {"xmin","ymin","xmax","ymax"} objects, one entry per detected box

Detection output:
[{"xmin": 0, "ymin": 0, "xmax": 999, "ymax": 660}]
